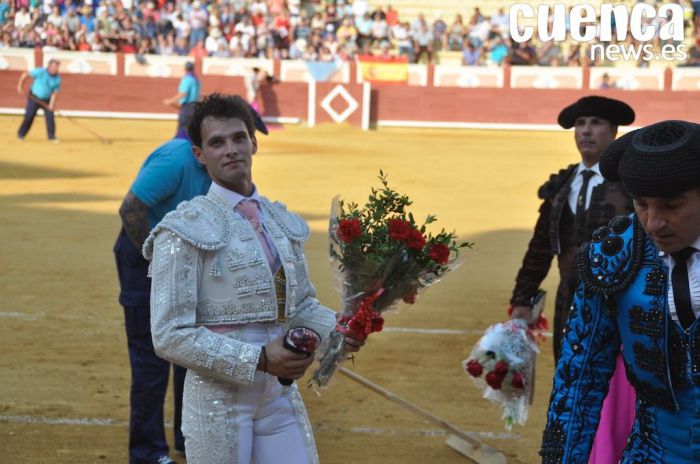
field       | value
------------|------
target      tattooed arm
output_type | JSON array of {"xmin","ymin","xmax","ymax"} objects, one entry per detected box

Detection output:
[{"xmin": 119, "ymin": 190, "xmax": 149, "ymax": 249}]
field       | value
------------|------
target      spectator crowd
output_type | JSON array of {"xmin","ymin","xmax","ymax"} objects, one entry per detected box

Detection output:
[{"xmin": 0, "ymin": 0, "xmax": 699, "ymax": 67}]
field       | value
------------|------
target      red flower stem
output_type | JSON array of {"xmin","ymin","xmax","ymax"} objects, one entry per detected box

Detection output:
[{"xmin": 337, "ymin": 289, "xmax": 385, "ymax": 341}]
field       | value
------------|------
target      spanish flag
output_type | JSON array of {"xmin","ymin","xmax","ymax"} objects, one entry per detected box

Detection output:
[{"xmin": 358, "ymin": 55, "xmax": 409, "ymax": 83}]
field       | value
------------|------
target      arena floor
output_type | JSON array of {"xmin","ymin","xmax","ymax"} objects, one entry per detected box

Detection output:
[{"xmin": 0, "ymin": 115, "xmax": 578, "ymax": 463}]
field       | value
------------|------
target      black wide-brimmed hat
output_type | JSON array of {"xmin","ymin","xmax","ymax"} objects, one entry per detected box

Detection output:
[
  {"xmin": 600, "ymin": 120, "xmax": 700, "ymax": 197},
  {"xmin": 558, "ymin": 96, "xmax": 635, "ymax": 129}
]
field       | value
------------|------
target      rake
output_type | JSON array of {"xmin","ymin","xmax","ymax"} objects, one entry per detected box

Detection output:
[
  {"xmin": 27, "ymin": 94, "xmax": 112, "ymax": 144},
  {"xmin": 338, "ymin": 367, "xmax": 508, "ymax": 464}
]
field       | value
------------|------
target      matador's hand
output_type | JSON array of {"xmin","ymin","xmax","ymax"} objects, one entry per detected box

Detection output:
[{"xmin": 262, "ymin": 334, "xmax": 314, "ymax": 379}]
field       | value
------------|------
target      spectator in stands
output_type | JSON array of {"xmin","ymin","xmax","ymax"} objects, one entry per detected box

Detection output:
[
  {"xmin": 63, "ymin": 6, "xmax": 80, "ymax": 34},
  {"xmin": 355, "ymin": 11, "xmax": 372, "ymax": 48},
  {"xmin": 462, "ymin": 39, "xmax": 481, "ymax": 65},
  {"xmin": 336, "ymin": 17, "xmax": 356, "ymax": 43},
  {"xmin": 447, "ymin": 14, "xmax": 466, "ymax": 51},
  {"xmin": 47, "ymin": 5, "xmax": 62, "ymax": 29},
  {"xmin": 432, "ymin": 12, "xmax": 447, "ymax": 52},
  {"xmin": 156, "ymin": 33, "xmax": 174, "ymax": 55},
  {"xmin": 371, "ymin": 10, "xmax": 389, "ymax": 47},
  {"xmin": 490, "ymin": 7, "xmax": 509, "ymax": 36},
  {"xmin": 599, "ymin": 72, "xmax": 616, "ymax": 89},
  {"xmin": 410, "ymin": 13, "xmax": 425, "ymax": 36},
  {"xmin": 0, "ymin": 1, "xmax": 9, "ymax": 27},
  {"xmin": 511, "ymin": 39, "xmax": 537, "ymax": 65},
  {"xmin": 467, "ymin": 14, "xmax": 491, "ymax": 49},
  {"xmin": 538, "ymin": 42, "xmax": 563, "ymax": 66},
  {"xmin": 14, "ymin": 6, "xmax": 31, "ymax": 33},
  {"xmin": 487, "ymin": 36, "xmax": 509, "ymax": 66},
  {"xmin": 205, "ymin": 26, "xmax": 225, "ymax": 55},
  {"xmin": 386, "ymin": 4, "xmax": 399, "ymax": 26},
  {"xmin": 188, "ymin": 0, "xmax": 207, "ymax": 48},
  {"xmin": 352, "ymin": 0, "xmax": 369, "ymax": 21},
  {"xmin": 173, "ymin": 35, "xmax": 189, "ymax": 55},
  {"xmin": 413, "ymin": 20, "xmax": 433, "ymax": 63},
  {"xmin": 567, "ymin": 43, "xmax": 582, "ymax": 66},
  {"xmin": 469, "ymin": 7, "xmax": 485, "ymax": 26},
  {"xmin": 392, "ymin": 20, "xmax": 413, "ymax": 62}
]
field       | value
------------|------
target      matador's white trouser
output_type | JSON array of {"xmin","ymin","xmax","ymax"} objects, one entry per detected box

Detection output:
[{"xmin": 181, "ymin": 324, "xmax": 319, "ymax": 464}]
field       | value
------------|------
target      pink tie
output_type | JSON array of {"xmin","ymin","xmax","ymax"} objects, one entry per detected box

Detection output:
[{"xmin": 236, "ymin": 199, "xmax": 277, "ymax": 270}]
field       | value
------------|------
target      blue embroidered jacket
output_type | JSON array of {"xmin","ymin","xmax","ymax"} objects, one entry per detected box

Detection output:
[{"xmin": 539, "ymin": 213, "xmax": 700, "ymax": 463}]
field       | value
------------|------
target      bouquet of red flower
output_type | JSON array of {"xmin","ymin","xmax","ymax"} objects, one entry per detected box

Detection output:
[
  {"xmin": 310, "ymin": 171, "xmax": 471, "ymax": 389},
  {"xmin": 463, "ymin": 319, "xmax": 538, "ymax": 430}
]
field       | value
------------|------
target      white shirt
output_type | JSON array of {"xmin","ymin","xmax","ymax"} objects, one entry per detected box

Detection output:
[
  {"xmin": 209, "ymin": 181, "xmax": 281, "ymax": 272},
  {"xmin": 660, "ymin": 237, "xmax": 700, "ymax": 323},
  {"xmin": 567, "ymin": 162, "xmax": 604, "ymax": 213}
]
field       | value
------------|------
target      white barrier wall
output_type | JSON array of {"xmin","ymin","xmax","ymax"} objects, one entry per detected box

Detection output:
[
  {"xmin": 202, "ymin": 57, "xmax": 273, "ymax": 77},
  {"xmin": 43, "ymin": 50, "xmax": 117, "ymax": 75},
  {"xmin": 434, "ymin": 65, "xmax": 504, "ymax": 88},
  {"xmin": 0, "ymin": 48, "xmax": 35, "ymax": 71},
  {"xmin": 671, "ymin": 67, "xmax": 700, "ymax": 91},
  {"xmin": 589, "ymin": 67, "xmax": 665, "ymax": 91},
  {"xmin": 510, "ymin": 66, "xmax": 584, "ymax": 89},
  {"xmin": 124, "ymin": 54, "xmax": 189, "ymax": 78},
  {"xmin": 278, "ymin": 60, "xmax": 350, "ymax": 83}
]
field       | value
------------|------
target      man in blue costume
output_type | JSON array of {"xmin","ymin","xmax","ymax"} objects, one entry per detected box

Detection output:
[{"xmin": 540, "ymin": 120, "xmax": 700, "ymax": 463}]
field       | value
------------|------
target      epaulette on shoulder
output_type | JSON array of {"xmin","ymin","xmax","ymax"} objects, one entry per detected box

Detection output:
[
  {"xmin": 577, "ymin": 214, "xmax": 646, "ymax": 294},
  {"xmin": 260, "ymin": 198, "xmax": 310, "ymax": 242},
  {"xmin": 537, "ymin": 164, "xmax": 578, "ymax": 200},
  {"xmin": 142, "ymin": 195, "xmax": 230, "ymax": 260}
]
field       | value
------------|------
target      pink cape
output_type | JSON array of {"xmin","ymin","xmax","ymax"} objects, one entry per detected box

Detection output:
[{"xmin": 589, "ymin": 353, "xmax": 636, "ymax": 463}]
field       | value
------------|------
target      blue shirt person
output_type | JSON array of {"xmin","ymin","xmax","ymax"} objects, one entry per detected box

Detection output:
[
  {"xmin": 114, "ymin": 135, "xmax": 210, "ymax": 464},
  {"xmin": 163, "ymin": 62, "xmax": 201, "ymax": 136},
  {"xmin": 540, "ymin": 120, "xmax": 700, "ymax": 464},
  {"xmin": 16, "ymin": 59, "xmax": 62, "ymax": 141}
]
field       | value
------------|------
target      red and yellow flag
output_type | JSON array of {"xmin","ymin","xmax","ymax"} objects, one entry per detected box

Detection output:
[{"xmin": 358, "ymin": 55, "xmax": 409, "ymax": 83}]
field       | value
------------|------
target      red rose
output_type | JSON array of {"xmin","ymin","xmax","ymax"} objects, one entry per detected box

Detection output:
[
  {"xmin": 485, "ymin": 371, "xmax": 503, "ymax": 389},
  {"xmin": 402, "ymin": 288, "xmax": 417, "ymax": 304},
  {"xmin": 336, "ymin": 218, "xmax": 362, "ymax": 243},
  {"xmin": 428, "ymin": 243, "xmax": 451, "ymax": 264},
  {"xmin": 388, "ymin": 218, "xmax": 411, "ymax": 241},
  {"xmin": 494, "ymin": 360, "xmax": 509, "ymax": 377},
  {"xmin": 511, "ymin": 372, "xmax": 525, "ymax": 389},
  {"xmin": 465, "ymin": 360, "xmax": 483, "ymax": 377},
  {"xmin": 371, "ymin": 316, "xmax": 384, "ymax": 333},
  {"xmin": 405, "ymin": 228, "xmax": 426, "ymax": 250}
]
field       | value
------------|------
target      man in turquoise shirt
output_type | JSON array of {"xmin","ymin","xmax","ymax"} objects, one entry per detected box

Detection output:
[
  {"xmin": 163, "ymin": 62, "xmax": 201, "ymax": 136},
  {"xmin": 17, "ymin": 59, "xmax": 61, "ymax": 141},
  {"xmin": 114, "ymin": 135, "xmax": 210, "ymax": 464}
]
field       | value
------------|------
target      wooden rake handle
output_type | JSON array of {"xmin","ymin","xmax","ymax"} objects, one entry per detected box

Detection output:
[{"xmin": 338, "ymin": 367, "xmax": 500, "ymax": 451}]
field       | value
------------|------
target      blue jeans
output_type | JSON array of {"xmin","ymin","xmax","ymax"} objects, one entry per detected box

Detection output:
[
  {"xmin": 114, "ymin": 230, "xmax": 185, "ymax": 463},
  {"xmin": 17, "ymin": 94, "xmax": 56, "ymax": 139},
  {"xmin": 124, "ymin": 305, "xmax": 186, "ymax": 463}
]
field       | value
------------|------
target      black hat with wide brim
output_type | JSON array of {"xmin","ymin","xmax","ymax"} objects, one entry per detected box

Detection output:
[
  {"xmin": 600, "ymin": 120, "xmax": 700, "ymax": 197},
  {"xmin": 558, "ymin": 96, "xmax": 635, "ymax": 129}
]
